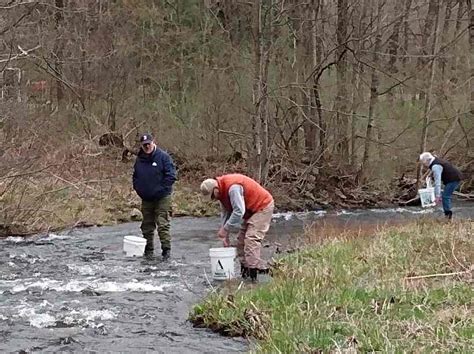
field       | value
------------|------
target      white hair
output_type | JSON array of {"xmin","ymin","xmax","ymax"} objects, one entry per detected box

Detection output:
[{"xmin": 419, "ymin": 152, "xmax": 435, "ymax": 163}]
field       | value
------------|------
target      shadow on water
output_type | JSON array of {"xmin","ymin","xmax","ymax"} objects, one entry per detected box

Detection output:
[{"xmin": 0, "ymin": 201, "xmax": 472, "ymax": 352}]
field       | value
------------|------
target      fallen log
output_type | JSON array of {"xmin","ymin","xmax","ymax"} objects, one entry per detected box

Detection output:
[
  {"xmin": 397, "ymin": 195, "xmax": 420, "ymax": 206},
  {"xmin": 454, "ymin": 191, "xmax": 474, "ymax": 200}
]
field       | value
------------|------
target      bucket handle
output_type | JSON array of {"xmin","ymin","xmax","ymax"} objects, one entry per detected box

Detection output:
[{"xmin": 425, "ymin": 176, "xmax": 432, "ymax": 188}]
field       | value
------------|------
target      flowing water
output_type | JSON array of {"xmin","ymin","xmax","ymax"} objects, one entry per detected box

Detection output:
[{"xmin": 1, "ymin": 202, "xmax": 472, "ymax": 353}]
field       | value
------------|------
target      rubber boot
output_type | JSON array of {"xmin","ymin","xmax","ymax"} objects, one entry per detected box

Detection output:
[
  {"xmin": 249, "ymin": 268, "xmax": 258, "ymax": 282},
  {"xmin": 162, "ymin": 248, "xmax": 170, "ymax": 261},
  {"xmin": 144, "ymin": 248, "xmax": 154, "ymax": 259},
  {"xmin": 241, "ymin": 263, "xmax": 249, "ymax": 279},
  {"xmin": 445, "ymin": 210, "xmax": 453, "ymax": 220}
]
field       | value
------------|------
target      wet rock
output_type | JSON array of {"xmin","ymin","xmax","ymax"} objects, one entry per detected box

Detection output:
[
  {"xmin": 94, "ymin": 323, "xmax": 108, "ymax": 336},
  {"xmin": 80, "ymin": 252, "xmax": 105, "ymax": 262},
  {"xmin": 54, "ymin": 321, "xmax": 76, "ymax": 328},
  {"xmin": 130, "ymin": 208, "xmax": 143, "ymax": 221},
  {"xmin": 81, "ymin": 287, "xmax": 103, "ymax": 296},
  {"xmin": 58, "ymin": 336, "xmax": 77, "ymax": 345},
  {"xmin": 75, "ymin": 221, "xmax": 96, "ymax": 228}
]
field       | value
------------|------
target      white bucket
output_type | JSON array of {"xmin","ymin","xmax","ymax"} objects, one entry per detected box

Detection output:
[
  {"xmin": 418, "ymin": 187, "xmax": 436, "ymax": 208},
  {"xmin": 123, "ymin": 236, "xmax": 147, "ymax": 257},
  {"xmin": 209, "ymin": 247, "xmax": 236, "ymax": 280}
]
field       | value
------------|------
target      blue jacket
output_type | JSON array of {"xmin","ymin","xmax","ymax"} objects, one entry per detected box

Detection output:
[{"xmin": 133, "ymin": 147, "xmax": 177, "ymax": 201}]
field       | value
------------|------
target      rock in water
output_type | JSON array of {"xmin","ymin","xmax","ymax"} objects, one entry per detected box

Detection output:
[{"xmin": 130, "ymin": 208, "xmax": 143, "ymax": 221}]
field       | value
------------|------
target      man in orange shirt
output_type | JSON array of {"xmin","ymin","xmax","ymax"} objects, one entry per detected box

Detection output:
[{"xmin": 200, "ymin": 174, "xmax": 274, "ymax": 281}]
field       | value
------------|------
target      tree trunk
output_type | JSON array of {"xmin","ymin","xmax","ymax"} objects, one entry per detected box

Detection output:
[
  {"xmin": 469, "ymin": 0, "xmax": 474, "ymax": 116},
  {"xmin": 335, "ymin": 0, "xmax": 349, "ymax": 160},
  {"xmin": 402, "ymin": 0, "xmax": 413, "ymax": 70},
  {"xmin": 53, "ymin": 0, "xmax": 65, "ymax": 107},
  {"xmin": 454, "ymin": 0, "xmax": 466, "ymax": 37},
  {"xmin": 249, "ymin": 0, "xmax": 272, "ymax": 184},
  {"xmin": 298, "ymin": 1, "xmax": 316, "ymax": 153},
  {"xmin": 350, "ymin": 62, "xmax": 362, "ymax": 166},
  {"xmin": 416, "ymin": 0, "xmax": 439, "ymax": 101},
  {"xmin": 440, "ymin": 0, "xmax": 454, "ymax": 78},
  {"xmin": 306, "ymin": 0, "xmax": 322, "ymax": 154},
  {"xmin": 417, "ymin": 1, "xmax": 444, "ymax": 184},
  {"xmin": 387, "ymin": 0, "xmax": 405, "ymax": 73},
  {"xmin": 452, "ymin": 0, "xmax": 466, "ymax": 71},
  {"xmin": 349, "ymin": 0, "xmax": 368, "ymax": 166},
  {"xmin": 359, "ymin": 0, "xmax": 383, "ymax": 182},
  {"xmin": 314, "ymin": 0, "xmax": 326, "ymax": 155}
]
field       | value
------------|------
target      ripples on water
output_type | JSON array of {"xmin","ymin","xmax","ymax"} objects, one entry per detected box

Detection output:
[
  {"xmin": 0, "ymin": 220, "xmax": 248, "ymax": 352},
  {"xmin": 1, "ymin": 204, "xmax": 471, "ymax": 352}
]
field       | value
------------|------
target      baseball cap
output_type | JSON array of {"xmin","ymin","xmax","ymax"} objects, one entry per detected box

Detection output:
[
  {"xmin": 200, "ymin": 178, "xmax": 218, "ymax": 198},
  {"xmin": 139, "ymin": 133, "xmax": 153, "ymax": 145}
]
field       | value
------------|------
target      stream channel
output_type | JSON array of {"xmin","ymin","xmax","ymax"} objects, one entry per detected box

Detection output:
[{"xmin": 1, "ymin": 202, "xmax": 473, "ymax": 353}]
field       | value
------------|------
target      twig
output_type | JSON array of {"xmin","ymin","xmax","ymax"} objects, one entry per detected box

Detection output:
[
  {"xmin": 0, "ymin": 45, "xmax": 41, "ymax": 63},
  {"xmin": 398, "ymin": 195, "xmax": 419, "ymax": 206},
  {"xmin": 404, "ymin": 269, "xmax": 472, "ymax": 281},
  {"xmin": 179, "ymin": 271, "xmax": 200, "ymax": 295},
  {"xmin": 50, "ymin": 173, "xmax": 80, "ymax": 190},
  {"xmin": 34, "ymin": 186, "xmax": 70, "ymax": 198},
  {"xmin": 2, "ymin": 163, "xmax": 62, "ymax": 179},
  {"xmin": 217, "ymin": 129, "xmax": 248, "ymax": 138},
  {"xmin": 451, "ymin": 240, "xmax": 469, "ymax": 272},
  {"xmin": 50, "ymin": 173, "xmax": 100, "ymax": 193},
  {"xmin": 203, "ymin": 269, "xmax": 216, "ymax": 293},
  {"xmin": 453, "ymin": 191, "xmax": 474, "ymax": 200}
]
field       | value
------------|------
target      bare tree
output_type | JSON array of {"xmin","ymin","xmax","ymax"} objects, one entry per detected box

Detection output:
[
  {"xmin": 469, "ymin": 0, "xmax": 474, "ymax": 116},
  {"xmin": 418, "ymin": 0, "xmax": 445, "ymax": 182},
  {"xmin": 52, "ymin": 0, "xmax": 65, "ymax": 106},
  {"xmin": 335, "ymin": 0, "xmax": 349, "ymax": 160},
  {"xmin": 349, "ymin": 0, "xmax": 368, "ymax": 165},
  {"xmin": 249, "ymin": 0, "xmax": 274, "ymax": 184},
  {"xmin": 360, "ymin": 0, "xmax": 383, "ymax": 182}
]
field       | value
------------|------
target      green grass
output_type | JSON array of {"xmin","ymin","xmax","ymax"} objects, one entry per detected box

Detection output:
[{"xmin": 190, "ymin": 220, "xmax": 474, "ymax": 353}]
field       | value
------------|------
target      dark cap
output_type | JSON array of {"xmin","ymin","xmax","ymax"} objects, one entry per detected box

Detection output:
[{"xmin": 139, "ymin": 133, "xmax": 153, "ymax": 144}]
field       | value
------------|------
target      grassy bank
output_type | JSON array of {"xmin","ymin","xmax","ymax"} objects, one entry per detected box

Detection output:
[{"xmin": 190, "ymin": 220, "xmax": 473, "ymax": 352}]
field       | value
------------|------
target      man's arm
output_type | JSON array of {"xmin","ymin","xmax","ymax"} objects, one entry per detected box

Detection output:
[
  {"xmin": 162, "ymin": 153, "xmax": 177, "ymax": 186},
  {"xmin": 220, "ymin": 204, "xmax": 230, "ymax": 227},
  {"xmin": 431, "ymin": 164, "xmax": 443, "ymax": 198},
  {"xmin": 223, "ymin": 185, "xmax": 245, "ymax": 232},
  {"xmin": 132, "ymin": 161, "xmax": 138, "ymax": 190}
]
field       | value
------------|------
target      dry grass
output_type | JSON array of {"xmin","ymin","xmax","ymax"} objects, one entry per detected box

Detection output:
[{"xmin": 0, "ymin": 138, "xmax": 218, "ymax": 236}]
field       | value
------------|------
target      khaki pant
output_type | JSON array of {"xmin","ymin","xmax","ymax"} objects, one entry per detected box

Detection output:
[{"xmin": 237, "ymin": 201, "xmax": 274, "ymax": 269}]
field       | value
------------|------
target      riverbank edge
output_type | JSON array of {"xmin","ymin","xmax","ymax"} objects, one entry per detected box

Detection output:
[
  {"xmin": 1, "ymin": 176, "xmax": 400, "ymax": 238},
  {"xmin": 189, "ymin": 220, "xmax": 474, "ymax": 352}
]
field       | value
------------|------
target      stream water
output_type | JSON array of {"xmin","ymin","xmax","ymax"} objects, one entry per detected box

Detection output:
[{"xmin": 1, "ymin": 202, "xmax": 472, "ymax": 353}]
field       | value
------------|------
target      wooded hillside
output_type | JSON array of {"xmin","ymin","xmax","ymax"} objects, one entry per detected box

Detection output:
[{"xmin": 1, "ymin": 0, "xmax": 473, "ymax": 235}]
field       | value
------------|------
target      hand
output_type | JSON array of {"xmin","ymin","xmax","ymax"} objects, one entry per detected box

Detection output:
[
  {"xmin": 217, "ymin": 227, "xmax": 230, "ymax": 247},
  {"xmin": 222, "ymin": 236, "xmax": 230, "ymax": 247},
  {"xmin": 435, "ymin": 197, "xmax": 441, "ymax": 205},
  {"xmin": 218, "ymin": 226, "xmax": 228, "ymax": 239}
]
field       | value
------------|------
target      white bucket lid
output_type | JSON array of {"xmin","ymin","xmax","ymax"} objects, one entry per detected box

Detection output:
[
  {"xmin": 124, "ymin": 236, "xmax": 146, "ymax": 244},
  {"xmin": 418, "ymin": 188, "xmax": 433, "ymax": 194},
  {"xmin": 209, "ymin": 247, "xmax": 236, "ymax": 257}
]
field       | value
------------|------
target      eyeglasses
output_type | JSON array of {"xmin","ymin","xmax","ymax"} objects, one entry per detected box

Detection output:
[{"xmin": 142, "ymin": 143, "xmax": 151, "ymax": 148}]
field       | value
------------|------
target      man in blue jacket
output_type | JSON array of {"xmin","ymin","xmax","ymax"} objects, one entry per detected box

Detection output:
[{"xmin": 133, "ymin": 133, "xmax": 177, "ymax": 259}]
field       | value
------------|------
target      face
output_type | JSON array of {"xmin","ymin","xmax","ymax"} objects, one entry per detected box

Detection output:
[
  {"xmin": 141, "ymin": 141, "xmax": 155, "ymax": 154},
  {"xmin": 211, "ymin": 187, "xmax": 219, "ymax": 200},
  {"xmin": 421, "ymin": 159, "xmax": 430, "ymax": 167}
]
